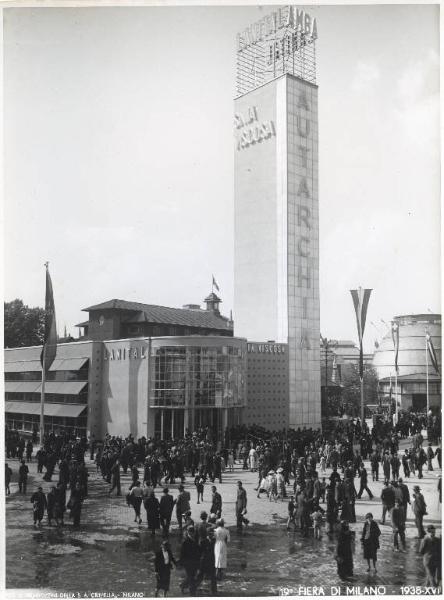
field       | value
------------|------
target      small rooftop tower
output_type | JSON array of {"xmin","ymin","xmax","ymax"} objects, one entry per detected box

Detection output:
[{"xmin": 204, "ymin": 292, "xmax": 221, "ymax": 315}]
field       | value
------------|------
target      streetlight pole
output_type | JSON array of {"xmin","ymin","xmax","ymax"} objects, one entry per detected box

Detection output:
[{"xmin": 321, "ymin": 336, "xmax": 337, "ymax": 418}]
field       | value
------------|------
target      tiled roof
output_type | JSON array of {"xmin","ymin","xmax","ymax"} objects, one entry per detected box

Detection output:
[{"xmin": 82, "ymin": 299, "xmax": 232, "ymax": 330}]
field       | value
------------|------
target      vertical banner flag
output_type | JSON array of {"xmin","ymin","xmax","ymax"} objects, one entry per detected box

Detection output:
[
  {"xmin": 426, "ymin": 332, "xmax": 440, "ymax": 374},
  {"xmin": 391, "ymin": 321, "xmax": 400, "ymax": 374},
  {"xmin": 350, "ymin": 288, "xmax": 372, "ymax": 379},
  {"xmin": 40, "ymin": 264, "xmax": 58, "ymax": 372},
  {"xmin": 212, "ymin": 275, "xmax": 220, "ymax": 292}
]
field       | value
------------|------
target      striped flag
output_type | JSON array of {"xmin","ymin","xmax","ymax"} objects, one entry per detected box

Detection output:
[
  {"xmin": 350, "ymin": 288, "xmax": 372, "ymax": 379},
  {"xmin": 212, "ymin": 275, "xmax": 220, "ymax": 292},
  {"xmin": 40, "ymin": 264, "xmax": 57, "ymax": 372},
  {"xmin": 391, "ymin": 321, "xmax": 400, "ymax": 374},
  {"xmin": 426, "ymin": 332, "xmax": 440, "ymax": 374}
]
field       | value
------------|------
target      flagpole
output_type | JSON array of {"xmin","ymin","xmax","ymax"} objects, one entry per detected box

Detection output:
[
  {"xmin": 426, "ymin": 333, "xmax": 429, "ymax": 416},
  {"xmin": 395, "ymin": 370, "xmax": 398, "ymax": 425},
  {"xmin": 40, "ymin": 345, "xmax": 46, "ymax": 447},
  {"xmin": 360, "ymin": 376, "xmax": 364, "ymax": 425}
]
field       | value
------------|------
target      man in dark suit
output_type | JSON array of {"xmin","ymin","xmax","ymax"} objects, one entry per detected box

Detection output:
[
  {"xmin": 159, "ymin": 487, "xmax": 175, "ymax": 536},
  {"xmin": 398, "ymin": 477, "xmax": 410, "ymax": 521},
  {"xmin": 180, "ymin": 527, "xmax": 200, "ymax": 595},
  {"xmin": 235, "ymin": 481, "xmax": 248, "ymax": 532},
  {"xmin": 391, "ymin": 499, "xmax": 406, "ymax": 551},
  {"xmin": 210, "ymin": 486, "xmax": 222, "ymax": 518}
]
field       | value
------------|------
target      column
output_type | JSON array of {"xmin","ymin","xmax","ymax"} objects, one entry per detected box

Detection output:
[
  {"xmin": 160, "ymin": 410, "xmax": 164, "ymax": 440},
  {"xmin": 184, "ymin": 409, "xmax": 189, "ymax": 437}
]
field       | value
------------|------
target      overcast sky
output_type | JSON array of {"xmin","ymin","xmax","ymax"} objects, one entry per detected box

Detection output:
[{"xmin": 4, "ymin": 4, "xmax": 440, "ymax": 351}]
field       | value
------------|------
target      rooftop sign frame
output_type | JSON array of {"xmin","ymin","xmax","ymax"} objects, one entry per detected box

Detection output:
[{"xmin": 236, "ymin": 5, "xmax": 317, "ymax": 96}]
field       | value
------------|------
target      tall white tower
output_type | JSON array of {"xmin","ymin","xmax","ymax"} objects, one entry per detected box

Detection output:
[{"xmin": 234, "ymin": 6, "xmax": 321, "ymax": 428}]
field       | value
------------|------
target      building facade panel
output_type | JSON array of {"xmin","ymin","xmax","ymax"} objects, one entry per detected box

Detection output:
[{"xmin": 243, "ymin": 342, "xmax": 289, "ymax": 430}]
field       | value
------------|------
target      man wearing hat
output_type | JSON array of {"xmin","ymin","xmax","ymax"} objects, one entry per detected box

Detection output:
[
  {"xmin": 30, "ymin": 486, "xmax": 47, "ymax": 527},
  {"xmin": 412, "ymin": 485, "xmax": 427, "ymax": 539},
  {"xmin": 419, "ymin": 525, "xmax": 440, "ymax": 587}
]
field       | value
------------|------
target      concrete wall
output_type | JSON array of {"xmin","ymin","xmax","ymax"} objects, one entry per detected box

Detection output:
[
  {"xmin": 234, "ymin": 80, "xmax": 280, "ymax": 341},
  {"xmin": 100, "ymin": 339, "xmax": 150, "ymax": 439}
]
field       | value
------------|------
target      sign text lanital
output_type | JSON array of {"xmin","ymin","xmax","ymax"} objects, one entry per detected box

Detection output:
[{"xmin": 104, "ymin": 347, "xmax": 147, "ymax": 361}]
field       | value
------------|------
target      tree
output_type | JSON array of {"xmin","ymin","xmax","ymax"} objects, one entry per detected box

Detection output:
[
  {"xmin": 340, "ymin": 363, "xmax": 379, "ymax": 417},
  {"xmin": 4, "ymin": 299, "xmax": 45, "ymax": 348}
]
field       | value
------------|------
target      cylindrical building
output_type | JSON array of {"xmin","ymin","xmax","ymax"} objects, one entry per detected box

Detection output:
[{"xmin": 372, "ymin": 314, "xmax": 441, "ymax": 412}]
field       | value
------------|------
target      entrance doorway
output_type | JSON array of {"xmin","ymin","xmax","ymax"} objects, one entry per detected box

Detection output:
[
  {"xmin": 153, "ymin": 409, "xmax": 184, "ymax": 440},
  {"xmin": 412, "ymin": 394, "xmax": 427, "ymax": 412}
]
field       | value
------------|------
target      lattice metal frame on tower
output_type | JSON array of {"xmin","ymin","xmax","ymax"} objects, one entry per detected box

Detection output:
[{"xmin": 236, "ymin": 6, "xmax": 317, "ymax": 97}]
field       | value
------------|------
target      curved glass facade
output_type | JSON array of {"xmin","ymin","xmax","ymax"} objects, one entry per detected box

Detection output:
[
  {"xmin": 150, "ymin": 344, "xmax": 246, "ymax": 408},
  {"xmin": 147, "ymin": 337, "xmax": 246, "ymax": 439}
]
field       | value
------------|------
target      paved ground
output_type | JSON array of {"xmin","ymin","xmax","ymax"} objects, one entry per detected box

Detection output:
[{"xmin": 4, "ymin": 437, "xmax": 442, "ymax": 597}]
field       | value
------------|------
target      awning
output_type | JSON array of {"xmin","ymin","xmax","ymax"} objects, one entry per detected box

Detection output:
[
  {"xmin": 5, "ymin": 401, "xmax": 86, "ymax": 418},
  {"xmin": 4, "ymin": 357, "xmax": 89, "ymax": 373},
  {"xmin": 5, "ymin": 381, "xmax": 88, "ymax": 395},
  {"xmin": 5, "ymin": 382, "xmax": 41, "ymax": 394}
]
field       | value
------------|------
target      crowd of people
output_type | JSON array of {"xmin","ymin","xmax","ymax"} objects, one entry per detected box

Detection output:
[{"xmin": 4, "ymin": 411, "xmax": 442, "ymax": 594}]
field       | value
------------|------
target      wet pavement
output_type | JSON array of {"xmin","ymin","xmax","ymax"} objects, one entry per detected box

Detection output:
[{"xmin": 5, "ymin": 440, "xmax": 442, "ymax": 597}]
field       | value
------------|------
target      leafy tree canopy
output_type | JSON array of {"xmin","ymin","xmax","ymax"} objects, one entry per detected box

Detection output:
[{"xmin": 4, "ymin": 299, "xmax": 45, "ymax": 348}]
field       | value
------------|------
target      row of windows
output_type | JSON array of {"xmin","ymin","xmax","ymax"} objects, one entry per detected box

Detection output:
[
  {"xmin": 5, "ymin": 368, "xmax": 89, "ymax": 382},
  {"xmin": 5, "ymin": 392, "xmax": 88, "ymax": 405}
]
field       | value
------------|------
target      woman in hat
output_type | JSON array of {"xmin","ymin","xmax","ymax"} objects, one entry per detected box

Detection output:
[
  {"xmin": 154, "ymin": 540, "xmax": 176, "ymax": 597},
  {"xmin": 335, "ymin": 521, "xmax": 353, "ymax": 580},
  {"xmin": 361, "ymin": 513, "xmax": 381, "ymax": 572},
  {"xmin": 214, "ymin": 518, "xmax": 230, "ymax": 580}
]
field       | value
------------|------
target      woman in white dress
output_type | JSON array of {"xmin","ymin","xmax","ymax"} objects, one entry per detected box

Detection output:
[{"xmin": 214, "ymin": 518, "xmax": 230, "ymax": 580}]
